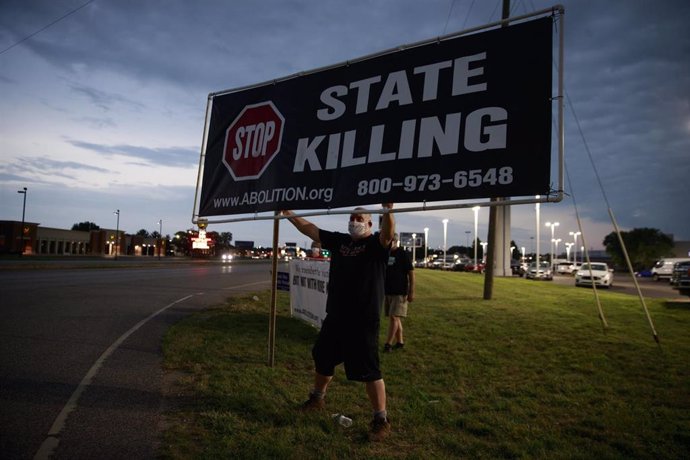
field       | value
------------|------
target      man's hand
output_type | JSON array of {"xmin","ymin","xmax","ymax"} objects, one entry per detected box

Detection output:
[{"xmin": 379, "ymin": 203, "xmax": 395, "ymax": 247}]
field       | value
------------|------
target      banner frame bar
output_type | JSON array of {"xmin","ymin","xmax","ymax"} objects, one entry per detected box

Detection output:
[{"xmin": 192, "ymin": 5, "xmax": 565, "ymax": 225}]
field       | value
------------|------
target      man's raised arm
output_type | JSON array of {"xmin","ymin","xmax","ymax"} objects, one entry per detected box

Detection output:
[
  {"xmin": 379, "ymin": 203, "xmax": 395, "ymax": 248},
  {"xmin": 281, "ymin": 210, "xmax": 321, "ymax": 243}
]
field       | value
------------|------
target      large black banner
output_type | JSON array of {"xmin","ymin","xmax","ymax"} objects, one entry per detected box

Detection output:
[{"xmin": 198, "ymin": 17, "xmax": 552, "ymax": 216}]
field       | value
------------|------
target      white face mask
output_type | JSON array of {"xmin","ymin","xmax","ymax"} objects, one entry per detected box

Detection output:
[{"xmin": 348, "ymin": 221, "xmax": 369, "ymax": 239}]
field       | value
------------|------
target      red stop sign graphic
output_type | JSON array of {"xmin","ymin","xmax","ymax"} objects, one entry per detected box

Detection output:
[{"xmin": 222, "ymin": 101, "xmax": 285, "ymax": 181}]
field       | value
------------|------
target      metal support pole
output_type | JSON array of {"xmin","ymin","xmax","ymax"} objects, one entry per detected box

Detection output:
[
  {"xmin": 268, "ymin": 211, "xmax": 280, "ymax": 367},
  {"xmin": 17, "ymin": 187, "xmax": 27, "ymax": 255},
  {"xmin": 114, "ymin": 209, "xmax": 120, "ymax": 260},
  {"xmin": 158, "ymin": 219, "xmax": 163, "ymax": 260}
]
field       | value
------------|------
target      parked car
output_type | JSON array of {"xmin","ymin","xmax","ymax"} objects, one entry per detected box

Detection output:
[
  {"xmin": 556, "ymin": 261, "xmax": 576, "ymax": 275},
  {"xmin": 432, "ymin": 255, "xmax": 457, "ymax": 270},
  {"xmin": 575, "ymin": 262, "xmax": 613, "ymax": 288},
  {"xmin": 453, "ymin": 257, "xmax": 471, "ymax": 271},
  {"xmin": 526, "ymin": 261, "xmax": 553, "ymax": 280},
  {"xmin": 670, "ymin": 261, "xmax": 690, "ymax": 297},
  {"xmin": 651, "ymin": 258, "xmax": 690, "ymax": 282},
  {"xmin": 464, "ymin": 261, "xmax": 485, "ymax": 273}
]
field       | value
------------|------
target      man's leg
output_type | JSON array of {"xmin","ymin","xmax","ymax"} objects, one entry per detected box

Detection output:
[
  {"xmin": 314, "ymin": 372, "xmax": 332, "ymax": 394},
  {"xmin": 394, "ymin": 316, "xmax": 404, "ymax": 345},
  {"xmin": 385, "ymin": 316, "xmax": 398, "ymax": 349},
  {"xmin": 301, "ymin": 372, "xmax": 332, "ymax": 411},
  {"xmin": 365, "ymin": 379, "xmax": 386, "ymax": 412},
  {"xmin": 366, "ymin": 379, "xmax": 391, "ymax": 440}
]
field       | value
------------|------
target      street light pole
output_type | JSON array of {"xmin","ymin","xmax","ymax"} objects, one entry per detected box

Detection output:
[
  {"xmin": 114, "ymin": 209, "xmax": 120, "ymax": 260},
  {"xmin": 412, "ymin": 233, "xmax": 417, "ymax": 267},
  {"xmin": 472, "ymin": 206, "xmax": 480, "ymax": 268},
  {"xmin": 545, "ymin": 221, "xmax": 559, "ymax": 269},
  {"xmin": 565, "ymin": 242, "xmax": 573, "ymax": 263},
  {"xmin": 569, "ymin": 231, "xmax": 581, "ymax": 266},
  {"xmin": 423, "ymin": 227, "xmax": 429, "ymax": 267},
  {"xmin": 17, "ymin": 187, "xmax": 27, "ymax": 255},
  {"xmin": 535, "ymin": 196, "xmax": 540, "ymax": 268},
  {"xmin": 442, "ymin": 219, "xmax": 449, "ymax": 269},
  {"xmin": 157, "ymin": 219, "xmax": 163, "ymax": 260}
]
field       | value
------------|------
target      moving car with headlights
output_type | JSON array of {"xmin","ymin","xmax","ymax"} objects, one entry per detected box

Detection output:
[
  {"xmin": 670, "ymin": 261, "xmax": 690, "ymax": 297},
  {"xmin": 575, "ymin": 262, "xmax": 613, "ymax": 288},
  {"xmin": 220, "ymin": 253, "xmax": 233, "ymax": 262},
  {"xmin": 525, "ymin": 261, "xmax": 553, "ymax": 280}
]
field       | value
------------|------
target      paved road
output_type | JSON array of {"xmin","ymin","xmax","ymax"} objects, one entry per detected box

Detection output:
[
  {"xmin": 550, "ymin": 272, "xmax": 687, "ymax": 299},
  {"xmin": 0, "ymin": 259, "xmax": 276, "ymax": 459}
]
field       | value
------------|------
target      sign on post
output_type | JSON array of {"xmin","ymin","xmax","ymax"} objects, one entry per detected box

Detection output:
[{"xmin": 198, "ymin": 16, "xmax": 554, "ymax": 217}]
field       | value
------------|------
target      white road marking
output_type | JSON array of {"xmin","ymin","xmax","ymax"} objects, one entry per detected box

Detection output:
[{"xmin": 34, "ymin": 279, "xmax": 273, "ymax": 459}]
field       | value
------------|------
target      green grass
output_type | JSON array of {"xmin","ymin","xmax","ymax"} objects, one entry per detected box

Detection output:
[{"xmin": 161, "ymin": 271, "xmax": 690, "ymax": 459}]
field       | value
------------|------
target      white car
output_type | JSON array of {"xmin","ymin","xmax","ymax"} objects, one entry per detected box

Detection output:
[
  {"xmin": 556, "ymin": 262, "xmax": 575, "ymax": 275},
  {"xmin": 526, "ymin": 261, "xmax": 553, "ymax": 280},
  {"xmin": 575, "ymin": 262, "xmax": 613, "ymax": 288}
]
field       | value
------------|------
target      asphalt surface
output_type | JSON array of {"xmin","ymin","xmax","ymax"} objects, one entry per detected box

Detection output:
[
  {"xmin": 549, "ymin": 272, "xmax": 688, "ymax": 299},
  {"xmin": 2, "ymin": 258, "xmax": 685, "ymax": 459},
  {"xmin": 0, "ymin": 258, "xmax": 275, "ymax": 460}
]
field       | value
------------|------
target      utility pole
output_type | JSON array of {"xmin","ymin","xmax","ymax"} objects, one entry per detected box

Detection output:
[
  {"xmin": 17, "ymin": 187, "xmax": 27, "ymax": 255},
  {"xmin": 484, "ymin": 0, "xmax": 511, "ymax": 299},
  {"xmin": 114, "ymin": 209, "xmax": 120, "ymax": 260}
]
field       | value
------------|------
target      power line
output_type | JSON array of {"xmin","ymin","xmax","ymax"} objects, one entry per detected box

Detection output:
[
  {"xmin": 0, "ymin": 0, "xmax": 98, "ymax": 56},
  {"xmin": 442, "ymin": 0, "xmax": 458, "ymax": 35}
]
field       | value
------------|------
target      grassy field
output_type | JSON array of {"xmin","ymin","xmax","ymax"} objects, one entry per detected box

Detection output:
[{"xmin": 161, "ymin": 270, "xmax": 690, "ymax": 459}]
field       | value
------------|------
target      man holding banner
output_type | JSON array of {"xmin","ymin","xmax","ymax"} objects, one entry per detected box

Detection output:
[{"xmin": 282, "ymin": 204, "xmax": 395, "ymax": 441}]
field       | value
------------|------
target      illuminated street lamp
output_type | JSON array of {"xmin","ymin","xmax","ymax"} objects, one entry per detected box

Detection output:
[
  {"xmin": 553, "ymin": 238, "xmax": 562, "ymax": 261},
  {"xmin": 114, "ymin": 209, "xmax": 120, "ymax": 260},
  {"xmin": 424, "ymin": 227, "xmax": 429, "ymax": 267},
  {"xmin": 412, "ymin": 233, "xmax": 417, "ymax": 267},
  {"xmin": 545, "ymin": 221, "xmax": 559, "ymax": 269},
  {"xmin": 472, "ymin": 206, "xmax": 480, "ymax": 268},
  {"xmin": 569, "ymin": 231, "xmax": 581, "ymax": 265},
  {"xmin": 17, "ymin": 187, "xmax": 27, "ymax": 255},
  {"xmin": 442, "ymin": 219, "xmax": 449, "ymax": 269},
  {"xmin": 565, "ymin": 242, "xmax": 573, "ymax": 262}
]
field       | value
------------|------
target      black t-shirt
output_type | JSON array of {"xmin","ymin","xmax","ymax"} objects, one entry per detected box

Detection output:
[
  {"xmin": 319, "ymin": 229, "xmax": 390, "ymax": 321},
  {"xmin": 385, "ymin": 247, "xmax": 414, "ymax": 295}
]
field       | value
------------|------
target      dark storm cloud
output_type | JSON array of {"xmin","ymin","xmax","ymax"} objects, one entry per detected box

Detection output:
[
  {"xmin": 69, "ymin": 83, "xmax": 145, "ymax": 112},
  {"xmin": 69, "ymin": 140, "xmax": 197, "ymax": 168},
  {"xmin": 1, "ymin": 0, "xmax": 688, "ymax": 240}
]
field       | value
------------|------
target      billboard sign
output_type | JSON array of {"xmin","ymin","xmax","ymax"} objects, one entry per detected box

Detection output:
[
  {"xmin": 399, "ymin": 232, "xmax": 425, "ymax": 248},
  {"xmin": 198, "ymin": 17, "xmax": 553, "ymax": 217}
]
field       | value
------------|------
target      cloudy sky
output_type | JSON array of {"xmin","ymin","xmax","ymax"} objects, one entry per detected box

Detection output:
[{"xmin": 1, "ymin": 0, "xmax": 688, "ymax": 254}]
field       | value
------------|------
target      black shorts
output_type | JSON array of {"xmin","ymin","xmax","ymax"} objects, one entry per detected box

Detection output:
[{"xmin": 312, "ymin": 315, "xmax": 381, "ymax": 382}]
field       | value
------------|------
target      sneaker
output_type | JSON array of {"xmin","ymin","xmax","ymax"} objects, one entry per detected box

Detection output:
[
  {"xmin": 393, "ymin": 342, "xmax": 404, "ymax": 350},
  {"xmin": 383, "ymin": 343, "xmax": 392, "ymax": 353},
  {"xmin": 369, "ymin": 416, "xmax": 391, "ymax": 441},
  {"xmin": 299, "ymin": 394, "xmax": 325, "ymax": 412}
]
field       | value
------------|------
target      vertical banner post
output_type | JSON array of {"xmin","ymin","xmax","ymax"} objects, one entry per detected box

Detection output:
[{"xmin": 268, "ymin": 212, "xmax": 280, "ymax": 367}]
